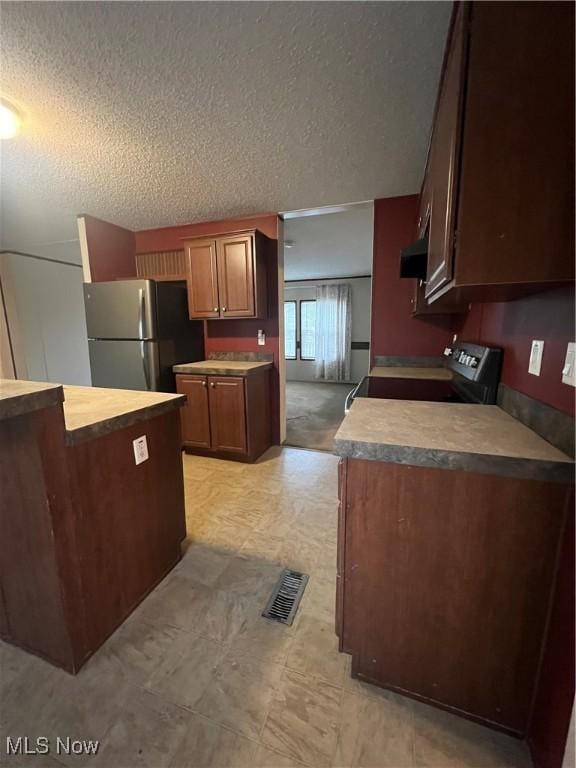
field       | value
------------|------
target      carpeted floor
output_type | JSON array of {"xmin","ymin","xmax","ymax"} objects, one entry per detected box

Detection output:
[{"xmin": 285, "ymin": 380, "xmax": 354, "ymax": 452}]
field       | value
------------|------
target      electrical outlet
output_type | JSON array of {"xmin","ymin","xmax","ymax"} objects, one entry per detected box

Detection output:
[
  {"xmin": 528, "ymin": 340, "xmax": 544, "ymax": 376},
  {"xmin": 562, "ymin": 342, "xmax": 576, "ymax": 387},
  {"xmin": 257, "ymin": 329, "xmax": 266, "ymax": 346},
  {"xmin": 133, "ymin": 435, "xmax": 149, "ymax": 465}
]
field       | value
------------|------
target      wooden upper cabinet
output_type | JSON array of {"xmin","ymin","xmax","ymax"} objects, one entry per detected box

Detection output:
[
  {"xmin": 183, "ymin": 230, "xmax": 268, "ymax": 320},
  {"xmin": 425, "ymin": 2, "xmax": 468, "ymax": 300},
  {"xmin": 217, "ymin": 235, "xmax": 255, "ymax": 317},
  {"xmin": 176, "ymin": 375, "xmax": 211, "ymax": 448},
  {"xmin": 420, "ymin": 1, "xmax": 574, "ymax": 304},
  {"xmin": 208, "ymin": 377, "xmax": 247, "ymax": 453},
  {"xmin": 454, "ymin": 1, "xmax": 575, "ymax": 289},
  {"xmin": 185, "ymin": 239, "xmax": 220, "ymax": 318}
]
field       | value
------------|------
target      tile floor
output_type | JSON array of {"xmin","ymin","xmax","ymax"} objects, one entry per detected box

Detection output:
[{"xmin": 1, "ymin": 447, "xmax": 532, "ymax": 767}]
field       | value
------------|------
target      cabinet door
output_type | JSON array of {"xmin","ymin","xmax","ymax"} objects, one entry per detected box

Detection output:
[
  {"xmin": 412, "ymin": 279, "xmax": 467, "ymax": 316},
  {"xmin": 216, "ymin": 235, "xmax": 256, "ymax": 317},
  {"xmin": 176, "ymin": 375, "xmax": 211, "ymax": 448},
  {"xmin": 208, "ymin": 376, "xmax": 247, "ymax": 453},
  {"xmin": 185, "ymin": 240, "xmax": 220, "ymax": 318},
  {"xmin": 425, "ymin": 4, "xmax": 468, "ymax": 299},
  {"xmin": 417, "ymin": 176, "xmax": 432, "ymax": 240},
  {"xmin": 455, "ymin": 2, "xmax": 574, "ymax": 287}
]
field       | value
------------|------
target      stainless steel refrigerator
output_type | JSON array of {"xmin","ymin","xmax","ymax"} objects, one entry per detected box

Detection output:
[{"xmin": 84, "ymin": 279, "xmax": 204, "ymax": 391}]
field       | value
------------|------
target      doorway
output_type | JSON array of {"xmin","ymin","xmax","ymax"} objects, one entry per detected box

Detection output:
[{"xmin": 281, "ymin": 203, "xmax": 374, "ymax": 451}]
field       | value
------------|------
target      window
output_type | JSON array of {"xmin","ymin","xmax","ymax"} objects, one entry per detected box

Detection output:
[
  {"xmin": 284, "ymin": 301, "xmax": 297, "ymax": 359},
  {"xmin": 300, "ymin": 300, "xmax": 316, "ymax": 360}
]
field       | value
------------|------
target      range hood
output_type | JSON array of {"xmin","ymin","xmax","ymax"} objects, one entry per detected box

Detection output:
[{"xmin": 400, "ymin": 238, "xmax": 428, "ymax": 279}]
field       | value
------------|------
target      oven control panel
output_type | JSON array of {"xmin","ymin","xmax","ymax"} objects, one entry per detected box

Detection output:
[{"xmin": 444, "ymin": 342, "xmax": 502, "ymax": 401}]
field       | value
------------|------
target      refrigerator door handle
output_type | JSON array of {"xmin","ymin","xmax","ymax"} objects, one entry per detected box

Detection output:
[
  {"xmin": 141, "ymin": 340, "xmax": 150, "ymax": 390},
  {"xmin": 138, "ymin": 288, "xmax": 145, "ymax": 339}
]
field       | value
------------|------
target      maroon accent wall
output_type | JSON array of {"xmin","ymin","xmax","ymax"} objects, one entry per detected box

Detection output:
[
  {"xmin": 133, "ymin": 214, "xmax": 278, "ymax": 251},
  {"xmin": 82, "ymin": 215, "xmax": 136, "ymax": 282},
  {"xmin": 371, "ymin": 196, "xmax": 575, "ymax": 416},
  {"xmin": 370, "ymin": 196, "xmax": 455, "ymax": 363},
  {"xmin": 528, "ymin": 502, "xmax": 575, "ymax": 768},
  {"xmin": 456, "ymin": 288, "xmax": 575, "ymax": 415},
  {"xmin": 135, "ymin": 215, "xmax": 281, "ymax": 443}
]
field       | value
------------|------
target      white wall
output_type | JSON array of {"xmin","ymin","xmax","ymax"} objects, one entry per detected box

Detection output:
[
  {"xmin": 283, "ymin": 204, "xmax": 373, "ymax": 385},
  {"xmin": 1, "ymin": 251, "xmax": 91, "ymax": 385},
  {"xmin": 284, "ymin": 203, "xmax": 374, "ymax": 281},
  {"xmin": 285, "ymin": 276, "xmax": 372, "ymax": 383}
]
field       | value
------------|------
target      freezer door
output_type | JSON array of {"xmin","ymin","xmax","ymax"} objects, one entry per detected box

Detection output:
[
  {"xmin": 88, "ymin": 339, "xmax": 160, "ymax": 391},
  {"xmin": 83, "ymin": 280, "xmax": 157, "ymax": 340}
]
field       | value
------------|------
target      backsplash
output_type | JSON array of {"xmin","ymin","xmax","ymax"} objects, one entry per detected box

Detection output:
[{"xmin": 207, "ymin": 351, "xmax": 274, "ymax": 362}]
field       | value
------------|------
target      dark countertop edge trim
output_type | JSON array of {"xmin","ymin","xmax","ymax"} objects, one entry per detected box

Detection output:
[
  {"xmin": 64, "ymin": 396, "xmax": 185, "ymax": 446},
  {"xmin": 333, "ymin": 439, "xmax": 575, "ymax": 484},
  {"xmin": 173, "ymin": 363, "xmax": 273, "ymax": 376},
  {"xmin": 0, "ymin": 385, "xmax": 64, "ymax": 422}
]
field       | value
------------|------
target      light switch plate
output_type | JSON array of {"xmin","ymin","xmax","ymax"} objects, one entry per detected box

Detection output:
[
  {"xmin": 562, "ymin": 342, "xmax": 576, "ymax": 387},
  {"xmin": 528, "ymin": 340, "xmax": 544, "ymax": 376},
  {"xmin": 133, "ymin": 435, "xmax": 149, "ymax": 465},
  {"xmin": 257, "ymin": 329, "xmax": 266, "ymax": 346}
]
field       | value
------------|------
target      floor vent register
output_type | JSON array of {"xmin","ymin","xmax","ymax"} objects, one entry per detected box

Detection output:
[{"xmin": 262, "ymin": 568, "xmax": 309, "ymax": 626}]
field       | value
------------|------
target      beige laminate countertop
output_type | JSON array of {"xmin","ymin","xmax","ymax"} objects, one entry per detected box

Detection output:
[
  {"xmin": 0, "ymin": 379, "xmax": 64, "ymax": 421},
  {"xmin": 334, "ymin": 397, "xmax": 573, "ymax": 483},
  {"xmin": 369, "ymin": 366, "xmax": 453, "ymax": 380},
  {"xmin": 173, "ymin": 360, "xmax": 273, "ymax": 376},
  {"xmin": 62, "ymin": 385, "xmax": 185, "ymax": 444}
]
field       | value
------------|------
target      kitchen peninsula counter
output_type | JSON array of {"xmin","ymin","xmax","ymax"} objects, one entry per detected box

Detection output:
[
  {"xmin": 62, "ymin": 384, "xmax": 184, "ymax": 444},
  {"xmin": 0, "ymin": 379, "xmax": 187, "ymax": 673},
  {"xmin": 334, "ymin": 397, "xmax": 572, "ymax": 483}
]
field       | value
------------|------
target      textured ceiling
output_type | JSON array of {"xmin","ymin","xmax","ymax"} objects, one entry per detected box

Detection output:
[
  {"xmin": 284, "ymin": 204, "xmax": 374, "ymax": 281},
  {"xmin": 0, "ymin": 1, "xmax": 450, "ymax": 253}
]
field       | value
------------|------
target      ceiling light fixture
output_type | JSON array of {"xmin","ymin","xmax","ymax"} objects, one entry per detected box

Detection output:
[{"xmin": 0, "ymin": 99, "xmax": 22, "ymax": 139}]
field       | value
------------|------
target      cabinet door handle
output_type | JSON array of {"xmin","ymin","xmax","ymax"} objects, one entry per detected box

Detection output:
[
  {"xmin": 213, "ymin": 307, "xmax": 219, "ymax": 312},
  {"xmin": 202, "ymin": 380, "xmax": 207, "ymax": 387},
  {"xmin": 210, "ymin": 382, "xmax": 215, "ymax": 387},
  {"xmin": 222, "ymin": 306, "xmax": 226, "ymax": 312}
]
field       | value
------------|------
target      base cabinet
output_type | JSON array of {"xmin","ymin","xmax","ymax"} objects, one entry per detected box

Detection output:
[
  {"xmin": 0, "ymin": 403, "xmax": 186, "ymax": 673},
  {"xmin": 177, "ymin": 375, "xmax": 211, "ymax": 448},
  {"xmin": 337, "ymin": 457, "xmax": 571, "ymax": 735},
  {"xmin": 176, "ymin": 370, "xmax": 270, "ymax": 461}
]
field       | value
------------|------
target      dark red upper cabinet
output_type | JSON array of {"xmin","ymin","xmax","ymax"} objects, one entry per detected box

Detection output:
[
  {"xmin": 421, "ymin": 1, "xmax": 574, "ymax": 305},
  {"xmin": 425, "ymin": 2, "xmax": 468, "ymax": 300}
]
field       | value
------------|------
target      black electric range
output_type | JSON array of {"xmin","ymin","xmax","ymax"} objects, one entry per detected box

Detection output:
[{"xmin": 346, "ymin": 342, "xmax": 502, "ymax": 413}]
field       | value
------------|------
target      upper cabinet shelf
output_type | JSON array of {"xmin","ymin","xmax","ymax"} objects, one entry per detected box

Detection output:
[
  {"xmin": 421, "ymin": 1, "xmax": 574, "ymax": 304},
  {"xmin": 135, "ymin": 229, "xmax": 270, "ymax": 320}
]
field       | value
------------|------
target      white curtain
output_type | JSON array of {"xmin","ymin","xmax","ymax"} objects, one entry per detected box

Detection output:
[{"xmin": 314, "ymin": 283, "xmax": 352, "ymax": 381}]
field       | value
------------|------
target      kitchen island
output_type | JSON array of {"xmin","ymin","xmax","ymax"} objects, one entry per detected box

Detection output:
[
  {"xmin": 334, "ymin": 397, "xmax": 573, "ymax": 735},
  {"xmin": 0, "ymin": 380, "xmax": 186, "ymax": 673}
]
